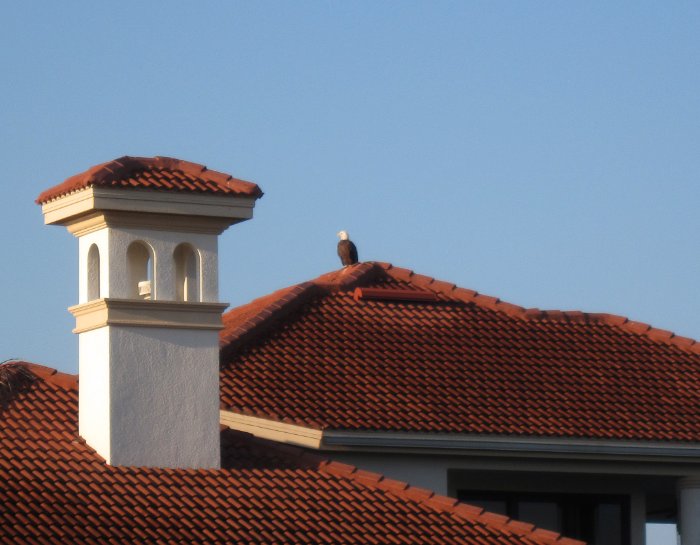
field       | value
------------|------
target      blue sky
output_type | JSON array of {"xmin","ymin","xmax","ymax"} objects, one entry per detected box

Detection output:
[{"xmin": 0, "ymin": 4, "xmax": 697, "ymax": 540}]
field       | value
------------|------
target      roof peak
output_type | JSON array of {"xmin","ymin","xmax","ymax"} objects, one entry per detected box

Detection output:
[
  {"xmin": 219, "ymin": 261, "xmax": 700, "ymax": 441},
  {"xmin": 379, "ymin": 262, "xmax": 700, "ymax": 355},
  {"xmin": 220, "ymin": 261, "xmax": 700, "ymax": 358},
  {"xmin": 36, "ymin": 155, "xmax": 263, "ymax": 204}
]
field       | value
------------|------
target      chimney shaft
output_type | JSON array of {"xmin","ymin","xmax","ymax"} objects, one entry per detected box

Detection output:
[{"xmin": 38, "ymin": 157, "xmax": 261, "ymax": 468}]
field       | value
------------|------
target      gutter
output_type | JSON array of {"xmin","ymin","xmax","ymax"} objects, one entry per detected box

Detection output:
[
  {"xmin": 323, "ymin": 430, "xmax": 700, "ymax": 459},
  {"xmin": 220, "ymin": 410, "xmax": 700, "ymax": 461}
]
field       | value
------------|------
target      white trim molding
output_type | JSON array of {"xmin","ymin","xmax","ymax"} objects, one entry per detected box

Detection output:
[
  {"xmin": 41, "ymin": 186, "xmax": 257, "ymax": 229},
  {"xmin": 69, "ymin": 298, "xmax": 229, "ymax": 333},
  {"xmin": 219, "ymin": 411, "xmax": 323, "ymax": 449}
]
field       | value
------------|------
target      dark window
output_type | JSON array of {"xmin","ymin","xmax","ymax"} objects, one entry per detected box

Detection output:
[{"xmin": 456, "ymin": 490, "xmax": 629, "ymax": 545}]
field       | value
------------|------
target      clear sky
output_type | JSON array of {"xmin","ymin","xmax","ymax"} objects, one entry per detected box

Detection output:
[{"xmin": 0, "ymin": 4, "xmax": 697, "ymax": 541}]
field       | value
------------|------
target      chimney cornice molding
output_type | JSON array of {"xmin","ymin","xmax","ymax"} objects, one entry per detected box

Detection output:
[
  {"xmin": 41, "ymin": 186, "xmax": 256, "ymax": 228},
  {"xmin": 69, "ymin": 298, "xmax": 229, "ymax": 334}
]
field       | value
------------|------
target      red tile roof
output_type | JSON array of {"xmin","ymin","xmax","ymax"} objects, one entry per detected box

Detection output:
[
  {"xmin": 36, "ymin": 156, "xmax": 263, "ymax": 204},
  {"xmin": 220, "ymin": 262, "xmax": 700, "ymax": 441},
  {"xmin": 0, "ymin": 361, "xmax": 580, "ymax": 545}
]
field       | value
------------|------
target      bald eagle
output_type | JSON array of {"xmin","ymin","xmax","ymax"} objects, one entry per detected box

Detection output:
[{"xmin": 337, "ymin": 230, "xmax": 359, "ymax": 266}]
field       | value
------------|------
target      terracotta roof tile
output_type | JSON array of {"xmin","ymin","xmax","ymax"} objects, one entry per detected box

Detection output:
[
  {"xmin": 0, "ymin": 361, "xmax": 578, "ymax": 545},
  {"xmin": 36, "ymin": 156, "xmax": 263, "ymax": 204},
  {"xmin": 220, "ymin": 262, "xmax": 700, "ymax": 441}
]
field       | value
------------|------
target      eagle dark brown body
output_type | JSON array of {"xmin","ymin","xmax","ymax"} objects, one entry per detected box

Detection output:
[{"xmin": 337, "ymin": 231, "xmax": 358, "ymax": 266}]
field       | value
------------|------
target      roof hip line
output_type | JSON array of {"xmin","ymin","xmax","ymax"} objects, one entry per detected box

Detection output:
[{"xmin": 376, "ymin": 262, "xmax": 700, "ymax": 356}]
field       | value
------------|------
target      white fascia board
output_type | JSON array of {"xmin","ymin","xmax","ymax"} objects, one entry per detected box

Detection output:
[
  {"xmin": 69, "ymin": 298, "xmax": 230, "ymax": 333},
  {"xmin": 42, "ymin": 187, "xmax": 257, "ymax": 225},
  {"xmin": 219, "ymin": 410, "xmax": 323, "ymax": 449},
  {"xmin": 91, "ymin": 187, "xmax": 257, "ymax": 219}
]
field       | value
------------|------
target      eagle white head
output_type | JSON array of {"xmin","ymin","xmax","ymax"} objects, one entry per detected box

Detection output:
[{"xmin": 336, "ymin": 230, "xmax": 358, "ymax": 266}]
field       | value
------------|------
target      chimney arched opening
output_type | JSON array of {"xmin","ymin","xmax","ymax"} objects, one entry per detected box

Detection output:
[
  {"xmin": 87, "ymin": 244, "xmax": 101, "ymax": 301},
  {"xmin": 174, "ymin": 243, "xmax": 200, "ymax": 302},
  {"xmin": 127, "ymin": 241, "xmax": 154, "ymax": 300}
]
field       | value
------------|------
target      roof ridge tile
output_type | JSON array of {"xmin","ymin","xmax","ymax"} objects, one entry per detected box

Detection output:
[
  {"xmin": 510, "ymin": 304, "xmax": 700, "ymax": 358},
  {"xmin": 312, "ymin": 262, "xmax": 381, "ymax": 290},
  {"xmin": 381, "ymin": 263, "xmax": 700, "ymax": 356},
  {"xmin": 423, "ymin": 494, "xmax": 458, "ymax": 510},
  {"xmin": 452, "ymin": 503, "xmax": 484, "ymax": 519},
  {"xmin": 503, "ymin": 519, "xmax": 535, "ymax": 536},
  {"xmin": 382, "ymin": 264, "xmax": 529, "ymax": 319},
  {"xmin": 4, "ymin": 361, "xmax": 78, "ymax": 392},
  {"xmin": 351, "ymin": 469, "xmax": 383, "ymax": 485},
  {"xmin": 220, "ymin": 261, "xmax": 700, "ymax": 441},
  {"xmin": 557, "ymin": 538, "xmax": 588, "ymax": 545},
  {"xmin": 453, "ymin": 287, "xmax": 478, "ymax": 301},
  {"xmin": 220, "ymin": 282, "xmax": 319, "ymax": 361},
  {"xmin": 46, "ymin": 370, "xmax": 79, "ymax": 391},
  {"xmin": 201, "ymin": 167, "xmax": 234, "ymax": 185},
  {"xmin": 623, "ymin": 320, "xmax": 651, "ymax": 335},
  {"xmin": 18, "ymin": 362, "xmax": 56, "ymax": 379},
  {"xmin": 476, "ymin": 511, "xmax": 510, "ymax": 527},
  {"xmin": 529, "ymin": 528, "xmax": 566, "ymax": 543},
  {"xmin": 590, "ymin": 313, "xmax": 627, "ymax": 326},
  {"xmin": 220, "ymin": 263, "xmax": 383, "ymax": 360}
]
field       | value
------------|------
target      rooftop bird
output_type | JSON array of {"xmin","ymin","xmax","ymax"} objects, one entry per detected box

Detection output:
[{"xmin": 337, "ymin": 230, "xmax": 359, "ymax": 267}]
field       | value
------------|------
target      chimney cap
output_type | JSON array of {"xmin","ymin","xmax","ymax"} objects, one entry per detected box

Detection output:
[{"xmin": 36, "ymin": 155, "xmax": 263, "ymax": 205}]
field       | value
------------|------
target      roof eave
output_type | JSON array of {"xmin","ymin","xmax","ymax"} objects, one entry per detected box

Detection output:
[
  {"xmin": 220, "ymin": 409, "xmax": 700, "ymax": 462},
  {"xmin": 322, "ymin": 429, "xmax": 700, "ymax": 460},
  {"xmin": 41, "ymin": 186, "xmax": 258, "ymax": 233}
]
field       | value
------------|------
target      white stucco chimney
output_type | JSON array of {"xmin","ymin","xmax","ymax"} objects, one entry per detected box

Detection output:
[{"xmin": 37, "ymin": 156, "xmax": 262, "ymax": 469}]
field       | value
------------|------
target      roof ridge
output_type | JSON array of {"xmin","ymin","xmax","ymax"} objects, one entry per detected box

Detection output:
[
  {"xmin": 319, "ymin": 459, "xmax": 584, "ymax": 545},
  {"xmin": 220, "ymin": 261, "xmax": 700, "ymax": 362},
  {"xmin": 220, "ymin": 282, "xmax": 321, "ymax": 362},
  {"xmin": 150, "ymin": 156, "xmax": 258, "ymax": 191},
  {"xmin": 16, "ymin": 361, "xmax": 79, "ymax": 390},
  {"xmin": 379, "ymin": 262, "xmax": 700, "ymax": 356},
  {"xmin": 377, "ymin": 262, "xmax": 528, "ymax": 318},
  {"xmin": 312, "ymin": 262, "xmax": 382, "ymax": 290},
  {"xmin": 524, "ymin": 309, "xmax": 700, "ymax": 355},
  {"xmin": 0, "ymin": 360, "xmax": 77, "ymax": 407},
  {"xmin": 220, "ymin": 263, "xmax": 382, "ymax": 360}
]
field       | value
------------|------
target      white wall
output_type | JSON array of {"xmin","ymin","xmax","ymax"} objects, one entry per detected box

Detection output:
[
  {"xmin": 330, "ymin": 452, "xmax": 449, "ymax": 494},
  {"xmin": 79, "ymin": 325, "xmax": 221, "ymax": 469},
  {"xmin": 78, "ymin": 326, "xmax": 111, "ymax": 458},
  {"xmin": 76, "ymin": 223, "xmax": 223, "ymax": 469},
  {"xmin": 108, "ymin": 326, "xmax": 220, "ymax": 468}
]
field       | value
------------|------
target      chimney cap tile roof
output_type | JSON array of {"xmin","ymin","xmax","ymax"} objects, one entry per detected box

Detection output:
[{"xmin": 36, "ymin": 155, "xmax": 263, "ymax": 204}]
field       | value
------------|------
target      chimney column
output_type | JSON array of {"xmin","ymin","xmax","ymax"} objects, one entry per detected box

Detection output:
[{"xmin": 37, "ymin": 156, "xmax": 261, "ymax": 468}]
